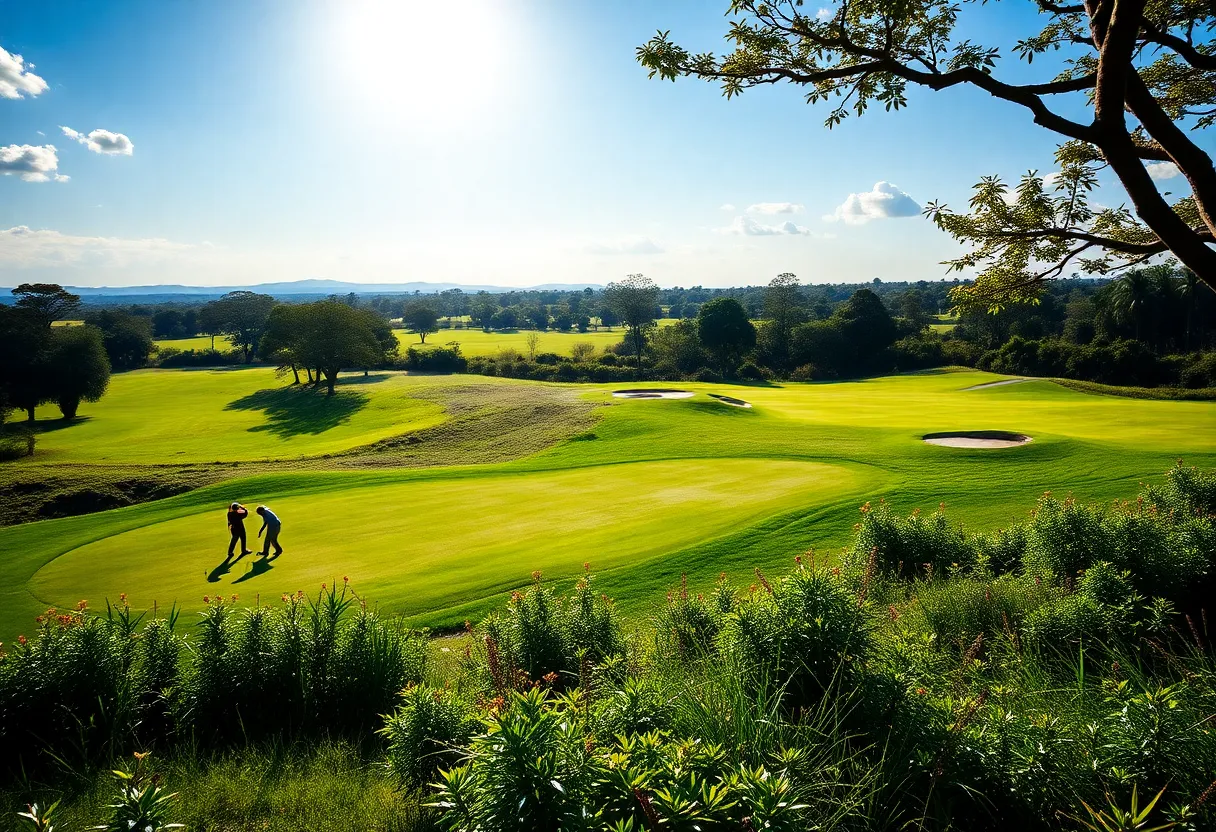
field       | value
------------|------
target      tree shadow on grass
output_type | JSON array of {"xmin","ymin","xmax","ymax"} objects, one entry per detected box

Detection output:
[
  {"xmin": 233, "ymin": 556, "xmax": 274, "ymax": 584},
  {"xmin": 224, "ymin": 386, "xmax": 371, "ymax": 439}
]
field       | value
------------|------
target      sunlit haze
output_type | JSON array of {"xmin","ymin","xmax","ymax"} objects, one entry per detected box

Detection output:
[{"xmin": 0, "ymin": 0, "xmax": 1196, "ymax": 288}]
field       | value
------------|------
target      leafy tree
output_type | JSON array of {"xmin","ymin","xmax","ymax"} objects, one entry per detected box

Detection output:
[
  {"xmin": 638, "ymin": 1, "xmax": 1216, "ymax": 312},
  {"xmin": 151, "ymin": 309, "xmax": 186, "ymax": 339},
  {"xmin": 597, "ymin": 305, "xmax": 620, "ymax": 329},
  {"xmin": 523, "ymin": 305, "xmax": 549, "ymax": 331},
  {"xmin": 294, "ymin": 301, "xmax": 385, "ymax": 395},
  {"xmin": 759, "ymin": 273, "xmax": 806, "ymax": 369},
  {"xmin": 204, "ymin": 291, "xmax": 276, "ymax": 362},
  {"xmin": 11, "ymin": 283, "xmax": 81, "ymax": 327},
  {"xmin": 0, "ymin": 305, "xmax": 51, "ymax": 421},
  {"xmin": 649, "ymin": 319, "xmax": 709, "ymax": 376},
  {"xmin": 525, "ymin": 331, "xmax": 541, "ymax": 361},
  {"xmin": 697, "ymin": 297, "xmax": 757, "ymax": 375},
  {"xmin": 45, "ymin": 325, "xmax": 111, "ymax": 419},
  {"xmin": 471, "ymin": 299, "xmax": 498, "ymax": 330},
  {"xmin": 898, "ymin": 289, "xmax": 932, "ymax": 330},
  {"xmin": 402, "ymin": 302, "xmax": 440, "ymax": 344},
  {"xmin": 197, "ymin": 302, "xmax": 225, "ymax": 350},
  {"xmin": 490, "ymin": 307, "xmax": 518, "ymax": 330},
  {"xmin": 575, "ymin": 314, "xmax": 591, "ymax": 333},
  {"xmin": 260, "ymin": 304, "xmax": 306, "ymax": 383},
  {"xmin": 84, "ymin": 309, "xmax": 154, "ymax": 372},
  {"xmin": 604, "ymin": 274, "xmax": 659, "ymax": 374}
]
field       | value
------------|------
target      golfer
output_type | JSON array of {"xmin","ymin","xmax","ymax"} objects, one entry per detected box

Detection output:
[
  {"xmin": 226, "ymin": 502, "xmax": 252, "ymax": 558},
  {"xmin": 256, "ymin": 505, "xmax": 284, "ymax": 558}
]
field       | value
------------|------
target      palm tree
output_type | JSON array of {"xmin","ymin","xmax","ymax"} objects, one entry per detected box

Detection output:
[
  {"xmin": 1177, "ymin": 268, "xmax": 1200, "ymax": 350},
  {"xmin": 1107, "ymin": 269, "xmax": 1157, "ymax": 344}
]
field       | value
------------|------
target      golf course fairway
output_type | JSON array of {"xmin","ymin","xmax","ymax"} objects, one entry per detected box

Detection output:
[
  {"xmin": 27, "ymin": 459, "xmax": 869, "ymax": 625},
  {"xmin": 2, "ymin": 367, "xmax": 1213, "ymax": 637}
]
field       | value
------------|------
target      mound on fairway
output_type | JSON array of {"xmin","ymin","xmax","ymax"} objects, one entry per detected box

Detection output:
[
  {"xmin": 923, "ymin": 431, "xmax": 1032, "ymax": 448},
  {"xmin": 612, "ymin": 389, "xmax": 694, "ymax": 399},
  {"xmin": 27, "ymin": 458, "xmax": 862, "ymax": 624},
  {"xmin": 709, "ymin": 394, "xmax": 752, "ymax": 408}
]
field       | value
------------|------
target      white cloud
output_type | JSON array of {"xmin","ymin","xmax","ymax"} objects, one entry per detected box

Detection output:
[
  {"xmin": 747, "ymin": 202, "xmax": 804, "ymax": 214},
  {"xmin": 1146, "ymin": 161, "xmax": 1181, "ymax": 182},
  {"xmin": 816, "ymin": 7, "xmax": 834, "ymax": 20},
  {"xmin": 823, "ymin": 181, "xmax": 921, "ymax": 225},
  {"xmin": 61, "ymin": 126, "xmax": 135, "ymax": 156},
  {"xmin": 718, "ymin": 203, "xmax": 736, "ymax": 211},
  {"xmin": 0, "ymin": 144, "xmax": 68, "ymax": 182},
  {"xmin": 0, "ymin": 226, "xmax": 194, "ymax": 267},
  {"xmin": 585, "ymin": 236, "xmax": 664, "ymax": 255},
  {"xmin": 0, "ymin": 46, "xmax": 47, "ymax": 99},
  {"xmin": 1041, "ymin": 171, "xmax": 1063, "ymax": 190},
  {"xmin": 716, "ymin": 215, "xmax": 812, "ymax": 236}
]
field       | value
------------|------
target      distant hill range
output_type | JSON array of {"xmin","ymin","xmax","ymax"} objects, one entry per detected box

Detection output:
[{"xmin": 1, "ymin": 279, "xmax": 603, "ymax": 303}]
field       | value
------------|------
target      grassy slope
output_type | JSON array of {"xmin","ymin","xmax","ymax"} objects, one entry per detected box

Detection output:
[
  {"xmin": 1, "ymin": 368, "xmax": 1212, "ymax": 638},
  {"xmin": 10, "ymin": 369, "xmax": 447, "ymax": 463}
]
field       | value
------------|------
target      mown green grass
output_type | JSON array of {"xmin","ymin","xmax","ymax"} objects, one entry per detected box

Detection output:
[
  {"xmin": 397, "ymin": 326, "xmax": 626, "ymax": 356},
  {"xmin": 153, "ymin": 334, "xmax": 236, "ymax": 351},
  {"xmin": 1, "ymin": 368, "xmax": 1212, "ymax": 638},
  {"xmin": 9, "ymin": 369, "xmax": 446, "ymax": 464}
]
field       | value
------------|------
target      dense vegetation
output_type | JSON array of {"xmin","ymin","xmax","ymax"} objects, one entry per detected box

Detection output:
[{"xmin": 3, "ymin": 465, "xmax": 1213, "ymax": 830}]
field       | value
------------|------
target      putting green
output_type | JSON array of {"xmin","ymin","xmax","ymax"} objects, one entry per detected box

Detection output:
[{"xmin": 28, "ymin": 458, "xmax": 866, "ymax": 621}]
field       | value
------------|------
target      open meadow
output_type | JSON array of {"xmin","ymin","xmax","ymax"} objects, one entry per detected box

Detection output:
[{"xmin": 2, "ymin": 367, "xmax": 1212, "ymax": 640}]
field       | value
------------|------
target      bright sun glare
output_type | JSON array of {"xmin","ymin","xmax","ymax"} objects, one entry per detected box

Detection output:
[{"xmin": 335, "ymin": 0, "xmax": 508, "ymax": 125}]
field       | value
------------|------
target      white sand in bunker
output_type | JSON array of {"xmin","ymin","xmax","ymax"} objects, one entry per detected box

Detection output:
[
  {"xmin": 612, "ymin": 389, "xmax": 694, "ymax": 399},
  {"xmin": 923, "ymin": 431, "xmax": 1033, "ymax": 448},
  {"xmin": 709, "ymin": 393, "xmax": 753, "ymax": 408}
]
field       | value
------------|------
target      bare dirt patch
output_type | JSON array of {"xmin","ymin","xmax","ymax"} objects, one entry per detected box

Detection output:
[
  {"xmin": 923, "ymin": 430, "xmax": 1032, "ymax": 449},
  {"xmin": 613, "ymin": 389, "xmax": 694, "ymax": 400}
]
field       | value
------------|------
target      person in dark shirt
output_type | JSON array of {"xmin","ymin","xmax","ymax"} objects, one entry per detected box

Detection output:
[{"xmin": 226, "ymin": 502, "xmax": 253, "ymax": 559}]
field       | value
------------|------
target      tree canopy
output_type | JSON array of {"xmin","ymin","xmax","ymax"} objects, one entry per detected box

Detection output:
[
  {"xmin": 697, "ymin": 297, "xmax": 757, "ymax": 374},
  {"xmin": 11, "ymin": 284, "xmax": 81, "ymax": 327},
  {"xmin": 401, "ymin": 302, "xmax": 440, "ymax": 344},
  {"xmin": 638, "ymin": 1, "xmax": 1216, "ymax": 311},
  {"xmin": 204, "ymin": 291, "xmax": 276, "ymax": 362},
  {"xmin": 604, "ymin": 274, "xmax": 660, "ymax": 374}
]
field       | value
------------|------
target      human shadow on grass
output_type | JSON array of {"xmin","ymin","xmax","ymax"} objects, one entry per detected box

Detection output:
[
  {"xmin": 224, "ymin": 385, "xmax": 371, "ymax": 439},
  {"xmin": 233, "ymin": 556, "xmax": 274, "ymax": 584},
  {"xmin": 208, "ymin": 555, "xmax": 236, "ymax": 583}
]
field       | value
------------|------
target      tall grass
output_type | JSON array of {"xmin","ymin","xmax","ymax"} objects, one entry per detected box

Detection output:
[{"xmin": 0, "ymin": 582, "xmax": 427, "ymax": 778}]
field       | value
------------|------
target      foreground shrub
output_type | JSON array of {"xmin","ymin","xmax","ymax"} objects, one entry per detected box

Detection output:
[
  {"xmin": 474, "ymin": 571, "xmax": 623, "ymax": 690},
  {"xmin": 721, "ymin": 567, "xmax": 869, "ymax": 709},
  {"xmin": 849, "ymin": 500, "xmax": 974, "ymax": 580},
  {"xmin": 381, "ymin": 685, "xmax": 478, "ymax": 787},
  {"xmin": 653, "ymin": 574, "xmax": 736, "ymax": 660},
  {"xmin": 178, "ymin": 584, "xmax": 427, "ymax": 743}
]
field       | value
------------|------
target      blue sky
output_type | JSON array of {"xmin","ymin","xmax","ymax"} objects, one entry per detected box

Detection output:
[{"xmin": 0, "ymin": 0, "xmax": 1194, "ymax": 288}]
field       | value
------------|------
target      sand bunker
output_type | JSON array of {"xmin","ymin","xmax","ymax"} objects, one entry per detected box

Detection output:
[
  {"xmin": 612, "ymin": 389, "xmax": 694, "ymax": 400},
  {"xmin": 708, "ymin": 394, "xmax": 753, "ymax": 408},
  {"xmin": 923, "ymin": 431, "xmax": 1032, "ymax": 449},
  {"xmin": 964, "ymin": 378, "xmax": 1029, "ymax": 391}
]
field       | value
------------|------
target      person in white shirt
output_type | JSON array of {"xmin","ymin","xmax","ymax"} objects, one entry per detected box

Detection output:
[{"xmin": 255, "ymin": 505, "xmax": 284, "ymax": 558}]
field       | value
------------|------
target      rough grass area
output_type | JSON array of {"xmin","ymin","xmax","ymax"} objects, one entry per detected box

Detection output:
[
  {"xmin": 0, "ymin": 375, "xmax": 602, "ymax": 527},
  {"xmin": 2, "ymin": 742, "xmax": 423, "ymax": 832},
  {"xmin": 1, "ymin": 368, "xmax": 1213, "ymax": 639}
]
